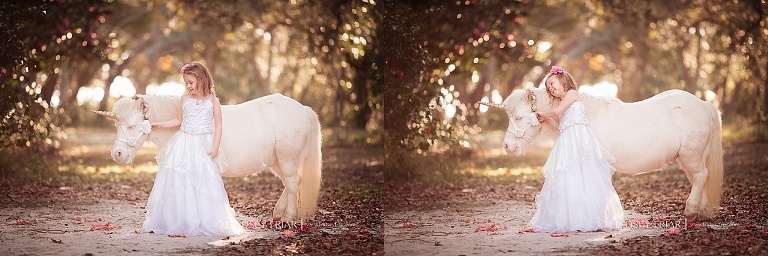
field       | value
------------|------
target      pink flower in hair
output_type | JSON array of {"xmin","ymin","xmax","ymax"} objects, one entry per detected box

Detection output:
[
  {"xmin": 550, "ymin": 66, "xmax": 564, "ymax": 74},
  {"xmin": 180, "ymin": 64, "xmax": 190, "ymax": 74}
]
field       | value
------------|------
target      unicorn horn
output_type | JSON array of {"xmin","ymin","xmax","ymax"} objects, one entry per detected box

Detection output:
[
  {"xmin": 91, "ymin": 110, "xmax": 118, "ymax": 120},
  {"xmin": 478, "ymin": 102, "xmax": 507, "ymax": 111}
]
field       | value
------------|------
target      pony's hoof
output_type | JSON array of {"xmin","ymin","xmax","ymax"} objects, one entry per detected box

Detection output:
[{"xmin": 684, "ymin": 212, "xmax": 699, "ymax": 223}]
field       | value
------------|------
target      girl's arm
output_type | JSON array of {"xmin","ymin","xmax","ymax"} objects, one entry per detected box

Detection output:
[
  {"xmin": 542, "ymin": 115, "xmax": 559, "ymax": 128},
  {"xmin": 208, "ymin": 97, "xmax": 223, "ymax": 159},
  {"xmin": 151, "ymin": 95, "xmax": 185, "ymax": 128},
  {"xmin": 537, "ymin": 90, "xmax": 580, "ymax": 120}
]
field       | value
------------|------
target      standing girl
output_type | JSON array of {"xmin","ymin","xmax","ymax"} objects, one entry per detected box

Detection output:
[
  {"xmin": 143, "ymin": 62, "xmax": 244, "ymax": 237},
  {"xmin": 529, "ymin": 66, "xmax": 624, "ymax": 233}
]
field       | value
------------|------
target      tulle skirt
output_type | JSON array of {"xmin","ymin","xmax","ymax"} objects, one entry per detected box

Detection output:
[
  {"xmin": 529, "ymin": 124, "xmax": 624, "ymax": 233},
  {"xmin": 142, "ymin": 131, "xmax": 243, "ymax": 237}
]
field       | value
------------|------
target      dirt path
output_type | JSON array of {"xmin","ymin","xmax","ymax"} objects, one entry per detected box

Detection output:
[
  {"xmin": 1, "ymin": 199, "xmax": 276, "ymax": 255},
  {"xmin": 1, "ymin": 128, "xmax": 384, "ymax": 255},
  {"xmin": 385, "ymin": 200, "xmax": 662, "ymax": 255},
  {"xmin": 383, "ymin": 131, "xmax": 768, "ymax": 255}
]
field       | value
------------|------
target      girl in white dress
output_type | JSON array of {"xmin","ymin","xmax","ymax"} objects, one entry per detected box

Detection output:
[
  {"xmin": 143, "ymin": 62, "xmax": 244, "ymax": 237},
  {"xmin": 530, "ymin": 66, "xmax": 624, "ymax": 233}
]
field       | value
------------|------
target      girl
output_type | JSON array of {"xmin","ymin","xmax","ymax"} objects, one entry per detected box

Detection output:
[
  {"xmin": 529, "ymin": 66, "xmax": 624, "ymax": 233},
  {"xmin": 143, "ymin": 62, "xmax": 244, "ymax": 237}
]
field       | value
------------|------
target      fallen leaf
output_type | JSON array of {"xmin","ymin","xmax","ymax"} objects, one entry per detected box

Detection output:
[
  {"xmin": 167, "ymin": 234, "xmax": 186, "ymax": 238},
  {"xmin": 474, "ymin": 223, "xmax": 507, "ymax": 233},
  {"xmin": 521, "ymin": 226, "xmax": 535, "ymax": 233},
  {"xmin": 665, "ymin": 226, "xmax": 682, "ymax": 235},
  {"xmin": 51, "ymin": 238, "xmax": 63, "ymax": 244},
  {"xmin": 90, "ymin": 222, "xmax": 121, "ymax": 231},
  {"xmin": 280, "ymin": 230, "xmax": 296, "ymax": 238},
  {"xmin": 550, "ymin": 233, "xmax": 569, "ymax": 237}
]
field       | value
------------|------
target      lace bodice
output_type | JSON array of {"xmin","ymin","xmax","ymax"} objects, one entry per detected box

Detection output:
[
  {"xmin": 558, "ymin": 102, "xmax": 589, "ymax": 133},
  {"xmin": 180, "ymin": 96, "xmax": 214, "ymax": 135}
]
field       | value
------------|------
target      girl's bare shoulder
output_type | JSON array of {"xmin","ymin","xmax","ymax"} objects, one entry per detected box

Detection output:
[{"xmin": 565, "ymin": 90, "xmax": 581, "ymax": 100}]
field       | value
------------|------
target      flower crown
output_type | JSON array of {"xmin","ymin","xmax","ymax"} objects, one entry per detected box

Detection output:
[
  {"xmin": 180, "ymin": 63, "xmax": 191, "ymax": 74},
  {"xmin": 549, "ymin": 66, "xmax": 564, "ymax": 75}
]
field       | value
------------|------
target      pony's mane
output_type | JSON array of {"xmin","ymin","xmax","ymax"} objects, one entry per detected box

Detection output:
[
  {"xmin": 578, "ymin": 92, "xmax": 623, "ymax": 110},
  {"xmin": 143, "ymin": 95, "xmax": 181, "ymax": 122},
  {"xmin": 501, "ymin": 87, "xmax": 559, "ymax": 136},
  {"xmin": 502, "ymin": 87, "xmax": 555, "ymax": 113},
  {"xmin": 111, "ymin": 95, "xmax": 181, "ymax": 122}
]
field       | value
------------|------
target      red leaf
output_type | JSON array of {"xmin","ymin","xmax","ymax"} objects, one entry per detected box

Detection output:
[
  {"xmin": 474, "ymin": 223, "xmax": 506, "ymax": 233},
  {"xmin": 89, "ymin": 222, "xmax": 121, "ymax": 231},
  {"xmin": 665, "ymin": 227, "xmax": 682, "ymax": 235},
  {"xmin": 280, "ymin": 230, "xmax": 296, "ymax": 238}
]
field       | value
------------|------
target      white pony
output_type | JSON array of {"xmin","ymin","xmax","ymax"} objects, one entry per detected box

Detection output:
[
  {"xmin": 482, "ymin": 88, "xmax": 723, "ymax": 222},
  {"xmin": 93, "ymin": 93, "xmax": 322, "ymax": 222}
]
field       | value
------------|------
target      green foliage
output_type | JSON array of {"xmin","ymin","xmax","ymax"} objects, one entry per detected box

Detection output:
[
  {"xmin": 0, "ymin": 0, "xmax": 110, "ymax": 177},
  {"xmin": 381, "ymin": 0, "xmax": 535, "ymax": 173}
]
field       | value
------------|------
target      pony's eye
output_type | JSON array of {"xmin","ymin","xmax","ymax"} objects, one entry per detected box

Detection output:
[
  {"xmin": 514, "ymin": 116, "xmax": 522, "ymax": 121},
  {"xmin": 128, "ymin": 125, "xmax": 136, "ymax": 129}
]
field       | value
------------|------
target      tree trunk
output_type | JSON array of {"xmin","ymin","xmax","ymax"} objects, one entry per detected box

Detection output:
[
  {"xmin": 98, "ymin": 37, "xmax": 155, "ymax": 110},
  {"xmin": 40, "ymin": 73, "xmax": 58, "ymax": 106},
  {"xmin": 676, "ymin": 39, "xmax": 698, "ymax": 95},
  {"xmin": 621, "ymin": 39, "xmax": 646, "ymax": 102},
  {"xmin": 760, "ymin": 58, "xmax": 768, "ymax": 141}
]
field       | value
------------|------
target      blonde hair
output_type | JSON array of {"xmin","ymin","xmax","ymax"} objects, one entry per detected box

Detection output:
[
  {"xmin": 544, "ymin": 69, "xmax": 578, "ymax": 102},
  {"xmin": 181, "ymin": 62, "xmax": 216, "ymax": 97}
]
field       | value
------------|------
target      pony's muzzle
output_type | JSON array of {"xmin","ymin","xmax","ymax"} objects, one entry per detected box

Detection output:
[
  {"xmin": 504, "ymin": 143, "xmax": 518, "ymax": 155},
  {"xmin": 111, "ymin": 147, "xmax": 128, "ymax": 164}
]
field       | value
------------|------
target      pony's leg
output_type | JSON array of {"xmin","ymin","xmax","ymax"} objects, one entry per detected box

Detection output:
[
  {"xmin": 677, "ymin": 150, "xmax": 709, "ymax": 222},
  {"xmin": 270, "ymin": 163, "xmax": 289, "ymax": 221},
  {"xmin": 272, "ymin": 159, "xmax": 300, "ymax": 222}
]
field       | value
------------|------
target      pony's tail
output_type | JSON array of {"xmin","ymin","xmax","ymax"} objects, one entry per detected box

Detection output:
[
  {"xmin": 297, "ymin": 107, "xmax": 322, "ymax": 220},
  {"xmin": 701, "ymin": 105, "xmax": 724, "ymax": 219}
]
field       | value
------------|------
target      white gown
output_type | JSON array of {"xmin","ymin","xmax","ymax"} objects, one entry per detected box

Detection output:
[
  {"xmin": 143, "ymin": 96, "xmax": 244, "ymax": 237},
  {"xmin": 529, "ymin": 101, "xmax": 624, "ymax": 233}
]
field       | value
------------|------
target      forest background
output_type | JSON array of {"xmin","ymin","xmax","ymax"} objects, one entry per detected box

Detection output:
[{"xmin": 1, "ymin": 0, "xmax": 766, "ymax": 177}]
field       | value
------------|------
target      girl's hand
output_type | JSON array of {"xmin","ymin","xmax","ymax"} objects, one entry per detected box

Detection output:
[
  {"xmin": 208, "ymin": 149, "xmax": 219, "ymax": 159},
  {"xmin": 536, "ymin": 112, "xmax": 546, "ymax": 123}
]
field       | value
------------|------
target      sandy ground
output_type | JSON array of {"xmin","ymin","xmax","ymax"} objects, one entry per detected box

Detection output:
[
  {"xmin": 0, "ymin": 199, "xmax": 278, "ymax": 256},
  {"xmin": 385, "ymin": 200, "xmax": 665, "ymax": 256}
]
